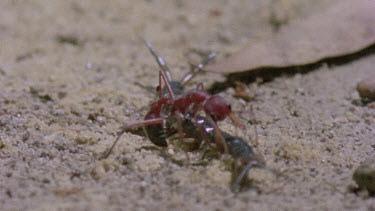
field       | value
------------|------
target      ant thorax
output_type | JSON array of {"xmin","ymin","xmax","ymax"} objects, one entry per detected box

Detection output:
[{"xmin": 161, "ymin": 81, "xmax": 184, "ymax": 97}]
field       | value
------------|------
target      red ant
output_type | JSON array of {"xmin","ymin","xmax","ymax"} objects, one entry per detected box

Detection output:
[
  {"xmin": 102, "ymin": 40, "xmax": 266, "ymax": 192},
  {"xmin": 104, "ymin": 39, "xmax": 244, "ymax": 158}
]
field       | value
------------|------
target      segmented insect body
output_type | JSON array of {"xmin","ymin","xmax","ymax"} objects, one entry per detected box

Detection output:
[
  {"xmin": 223, "ymin": 133, "xmax": 265, "ymax": 191},
  {"xmin": 139, "ymin": 40, "xmax": 236, "ymax": 149},
  {"xmin": 179, "ymin": 114, "xmax": 265, "ymax": 191},
  {"xmin": 143, "ymin": 96, "xmax": 171, "ymax": 147},
  {"xmin": 103, "ymin": 41, "xmax": 216, "ymax": 157},
  {"xmin": 103, "ymin": 39, "xmax": 265, "ymax": 191},
  {"xmin": 140, "ymin": 40, "xmax": 243, "ymax": 150},
  {"xmin": 143, "ymin": 111, "xmax": 168, "ymax": 147}
]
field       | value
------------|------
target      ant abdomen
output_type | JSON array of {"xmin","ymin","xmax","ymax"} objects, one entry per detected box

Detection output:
[{"xmin": 144, "ymin": 110, "xmax": 168, "ymax": 147}]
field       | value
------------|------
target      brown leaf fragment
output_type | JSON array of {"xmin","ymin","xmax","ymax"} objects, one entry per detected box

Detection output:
[{"xmin": 204, "ymin": 0, "xmax": 375, "ymax": 73}]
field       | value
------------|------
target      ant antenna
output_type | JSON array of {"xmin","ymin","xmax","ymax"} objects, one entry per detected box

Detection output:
[
  {"xmin": 142, "ymin": 38, "xmax": 172, "ymax": 82},
  {"xmin": 180, "ymin": 52, "xmax": 216, "ymax": 85}
]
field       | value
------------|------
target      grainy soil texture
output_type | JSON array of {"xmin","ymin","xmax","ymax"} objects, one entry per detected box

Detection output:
[{"xmin": 0, "ymin": 1, "xmax": 374, "ymax": 210}]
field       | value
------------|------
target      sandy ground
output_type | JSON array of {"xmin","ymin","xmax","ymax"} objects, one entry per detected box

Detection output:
[{"xmin": 0, "ymin": 1, "xmax": 374, "ymax": 210}]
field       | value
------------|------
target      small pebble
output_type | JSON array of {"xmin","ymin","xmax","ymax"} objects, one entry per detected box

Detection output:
[
  {"xmin": 357, "ymin": 77, "xmax": 375, "ymax": 101},
  {"xmin": 353, "ymin": 156, "xmax": 375, "ymax": 194}
]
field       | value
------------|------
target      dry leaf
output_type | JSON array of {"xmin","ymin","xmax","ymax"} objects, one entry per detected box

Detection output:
[{"xmin": 204, "ymin": 0, "xmax": 375, "ymax": 73}]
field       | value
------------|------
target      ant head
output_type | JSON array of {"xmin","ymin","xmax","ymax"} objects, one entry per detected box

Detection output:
[{"xmin": 203, "ymin": 95, "xmax": 231, "ymax": 121}]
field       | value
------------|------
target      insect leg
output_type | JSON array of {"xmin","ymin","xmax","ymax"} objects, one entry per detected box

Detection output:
[
  {"xmin": 174, "ymin": 114, "xmax": 192, "ymax": 164},
  {"xmin": 196, "ymin": 82, "xmax": 204, "ymax": 90},
  {"xmin": 205, "ymin": 115, "xmax": 229, "ymax": 154},
  {"xmin": 158, "ymin": 70, "xmax": 175, "ymax": 100},
  {"xmin": 103, "ymin": 117, "xmax": 165, "ymax": 158},
  {"xmin": 193, "ymin": 116, "xmax": 222, "ymax": 158}
]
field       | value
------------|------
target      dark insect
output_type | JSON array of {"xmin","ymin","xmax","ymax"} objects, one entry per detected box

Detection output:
[
  {"xmin": 179, "ymin": 113, "xmax": 265, "ymax": 191},
  {"xmin": 103, "ymin": 40, "xmax": 265, "ymax": 191}
]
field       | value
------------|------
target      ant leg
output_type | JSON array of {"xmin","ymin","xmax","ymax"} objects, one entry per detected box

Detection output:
[
  {"xmin": 174, "ymin": 114, "xmax": 191, "ymax": 164},
  {"xmin": 193, "ymin": 116, "xmax": 218, "ymax": 152},
  {"xmin": 159, "ymin": 70, "xmax": 175, "ymax": 100},
  {"xmin": 205, "ymin": 115, "xmax": 229, "ymax": 154},
  {"xmin": 143, "ymin": 39, "xmax": 172, "ymax": 82},
  {"xmin": 196, "ymin": 82, "xmax": 204, "ymax": 90},
  {"xmin": 193, "ymin": 117, "xmax": 222, "ymax": 160},
  {"xmin": 180, "ymin": 52, "xmax": 216, "ymax": 85},
  {"xmin": 103, "ymin": 117, "xmax": 165, "ymax": 158}
]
